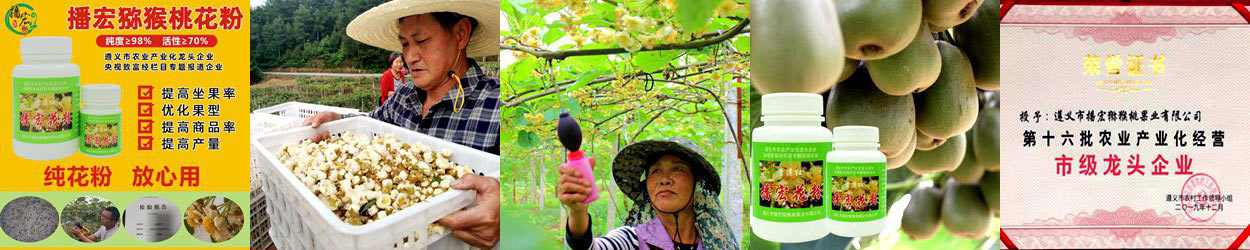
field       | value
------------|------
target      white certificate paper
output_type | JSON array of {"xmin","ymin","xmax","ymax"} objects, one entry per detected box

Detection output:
[{"xmin": 1001, "ymin": 4, "xmax": 1250, "ymax": 249}]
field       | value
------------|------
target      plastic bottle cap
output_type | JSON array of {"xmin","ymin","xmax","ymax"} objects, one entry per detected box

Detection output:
[
  {"xmin": 832, "ymin": 125, "xmax": 879, "ymax": 143},
  {"xmin": 82, "ymin": 84, "xmax": 122, "ymax": 105},
  {"xmin": 761, "ymin": 92, "xmax": 823, "ymax": 116},
  {"xmin": 20, "ymin": 37, "xmax": 72, "ymax": 55}
]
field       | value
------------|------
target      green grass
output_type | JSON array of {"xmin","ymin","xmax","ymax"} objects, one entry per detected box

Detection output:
[
  {"xmin": 250, "ymin": 60, "xmax": 498, "ymax": 112},
  {"xmin": 501, "ymin": 179, "xmax": 636, "ymax": 247},
  {"xmin": 250, "ymin": 76, "xmax": 383, "ymax": 112}
]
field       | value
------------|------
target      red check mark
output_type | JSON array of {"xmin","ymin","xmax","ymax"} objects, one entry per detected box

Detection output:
[
  {"xmin": 137, "ymin": 119, "xmax": 153, "ymax": 134},
  {"xmin": 138, "ymin": 85, "xmax": 153, "ymax": 100},
  {"xmin": 138, "ymin": 103, "xmax": 153, "ymax": 117},
  {"xmin": 138, "ymin": 136, "xmax": 153, "ymax": 150}
]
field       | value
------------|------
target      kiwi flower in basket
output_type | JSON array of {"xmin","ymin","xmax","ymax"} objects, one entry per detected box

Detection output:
[{"xmin": 299, "ymin": 0, "xmax": 502, "ymax": 248}]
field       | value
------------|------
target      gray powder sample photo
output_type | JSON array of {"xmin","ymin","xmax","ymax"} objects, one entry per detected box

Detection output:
[{"xmin": 1, "ymin": 196, "xmax": 59, "ymax": 242}]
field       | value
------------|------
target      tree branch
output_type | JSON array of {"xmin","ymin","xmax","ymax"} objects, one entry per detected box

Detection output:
[
  {"xmin": 502, "ymin": 19, "xmax": 749, "ymax": 60},
  {"xmin": 590, "ymin": 94, "xmax": 710, "ymax": 129},
  {"xmin": 630, "ymin": 107, "xmax": 673, "ymax": 142},
  {"xmin": 503, "ymin": 58, "xmax": 738, "ymax": 106},
  {"xmin": 591, "ymin": 108, "xmax": 634, "ymax": 128},
  {"xmin": 584, "ymin": 98, "xmax": 630, "ymax": 109},
  {"xmin": 667, "ymin": 78, "xmax": 750, "ymax": 171}
]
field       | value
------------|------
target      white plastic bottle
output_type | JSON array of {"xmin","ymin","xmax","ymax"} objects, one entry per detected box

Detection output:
[
  {"xmin": 826, "ymin": 126, "xmax": 887, "ymax": 237},
  {"xmin": 80, "ymin": 84, "xmax": 122, "ymax": 158},
  {"xmin": 13, "ymin": 37, "xmax": 79, "ymax": 160},
  {"xmin": 750, "ymin": 93, "xmax": 833, "ymax": 243}
]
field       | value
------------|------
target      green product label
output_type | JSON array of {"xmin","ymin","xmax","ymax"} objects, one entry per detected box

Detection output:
[
  {"xmin": 751, "ymin": 141, "xmax": 830, "ymax": 222},
  {"xmin": 827, "ymin": 162, "xmax": 886, "ymax": 222},
  {"xmin": 80, "ymin": 113, "xmax": 121, "ymax": 156},
  {"xmin": 13, "ymin": 76, "xmax": 79, "ymax": 144}
]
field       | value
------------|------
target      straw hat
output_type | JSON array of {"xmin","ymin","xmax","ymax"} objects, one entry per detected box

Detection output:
[
  {"xmin": 612, "ymin": 138, "xmax": 721, "ymax": 203},
  {"xmin": 345, "ymin": 0, "xmax": 499, "ymax": 58}
]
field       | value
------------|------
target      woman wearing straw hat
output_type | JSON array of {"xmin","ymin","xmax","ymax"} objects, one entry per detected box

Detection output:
[
  {"xmin": 302, "ymin": 0, "xmax": 502, "ymax": 248},
  {"xmin": 304, "ymin": 0, "xmax": 501, "ymax": 155},
  {"xmin": 558, "ymin": 139, "xmax": 740, "ymax": 250}
]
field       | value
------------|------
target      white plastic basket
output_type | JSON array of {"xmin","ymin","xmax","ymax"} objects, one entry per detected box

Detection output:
[
  {"xmin": 252, "ymin": 101, "xmax": 366, "ymax": 119},
  {"xmin": 250, "ymin": 113, "xmax": 302, "ymax": 137},
  {"xmin": 252, "ymin": 116, "xmax": 499, "ymax": 250},
  {"xmin": 250, "ymin": 102, "xmax": 362, "ymax": 186},
  {"xmin": 250, "ymin": 102, "xmax": 341, "ymax": 186},
  {"xmin": 249, "ymin": 102, "xmax": 355, "ymax": 189},
  {"xmin": 249, "ymin": 113, "xmax": 300, "ymax": 250},
  {"xmin": 250, "ymin": 113, "xmax": 301, "ymax": 185},
  {"xmin": 249, "ymin": 187, "xmax": 273, "ymax": 250}
]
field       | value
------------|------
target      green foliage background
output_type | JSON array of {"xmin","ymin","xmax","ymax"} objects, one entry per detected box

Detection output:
[
  {"xmin": 250, "ymin": 0, "xmax": 393, "ymax": 73},
  {"xmin": 499, "ymin": 0, "xmax": 750, "ymax": 248},
  {"xmin": 60, "ymin": 196, "xmax": 114, "ymax": 242}
]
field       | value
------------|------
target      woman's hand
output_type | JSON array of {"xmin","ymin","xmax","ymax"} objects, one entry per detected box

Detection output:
[
  {"xmin": 557, "ymin": 157, "xmax": 595, "ymax": 237},
  {"xmin": 556, "ymin": 157, "xmax": 595, "ymax": 212}
]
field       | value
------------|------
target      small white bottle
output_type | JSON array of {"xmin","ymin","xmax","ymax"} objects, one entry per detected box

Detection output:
[
  {"xmin": 80, "ymin": 84, "xmax": 122, "ymax": 158},
  {"xmin": 826, "ymin": 126, "xmax": 887, "ymax": 237},
  {"xmin": 750, "ymin": 93, "xmax": 833, "ymax": 243},
  {"xmin": 13, "ymin": 37, "xmax": 79, "ymax": 161}
]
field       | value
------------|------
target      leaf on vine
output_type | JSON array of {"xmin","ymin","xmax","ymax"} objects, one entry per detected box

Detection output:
[
  {"xmin": 509, "ymin": 104, "xmax": 530, "ymax": 126},
  {"xmin": 676, "ymin": 0, "xmax": 723, "ymax": 33},
  {"xmin": 565, "ymin": 54, "xmax": 612, "ymax": 73},
  {"xmin": 542, "ymin": 107, "xmax": 563, "ymax": 120},
  {"xmin": 542, "ymin": 27, "xmax": 566, "ymax": 45},
  {"xmin": 633, "ymin": 50, "xmax": 679, "ymax": 72},
  {"xmin": 568, "ymin": 70, "xmax": 603, "ymax": 93},
  {"xmin": 563, "ymin": 98, "xmax": 584, "ymax": 117},
  {"xmin": 517, "ymin": 130, "xmax": 540, "ymax": 148},
  {"xmin": 501, "ymin": 0, "xmax": 527, "ymax": 18},
  {"xmin": 734, "ymin": 35, "xmax": 750, "ymax": 53},
  {"xmin": 506, "ymin": 58, "xmax": 539, "ymax": 82}
]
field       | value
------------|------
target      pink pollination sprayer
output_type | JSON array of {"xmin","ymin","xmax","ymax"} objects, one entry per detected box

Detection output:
[{"xmin": 559, "ymin": 112, "xmax": 598, "ymax": 203}]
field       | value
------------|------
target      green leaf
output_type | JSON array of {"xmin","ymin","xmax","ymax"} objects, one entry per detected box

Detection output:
[
  {"xmin": 633, "ymin": 50, "xmax": 679, "ymax": 72},
  {"xmin": 501, "ymin": 0, "xmax": 527, "ymax": 19},
  {"xmin": 542, "ymin": 107, "xmax": 563, "ymax": 120},
  {"xmin": 734, "ymin": 35, "xmax": 750, "ymax": 53},
  {"xmin": 542, "ymin": 27, "xmax": 566, "ymax": 45},
  {"xmin": 584, "ymin": 16, "xmax": 612, "ymax": 27},
  {"xmin": 506, "ymin": 58, "xmax": 539, "ymax": 82},
  {"xmin": 500, "ymin": 130, "xmax": 516, "ymax": 147},
  {"xmin": 359, "ymin": 199, "xmax": 377, "ymax": 217},
  {"xmin": 563, "ymin": 97, "xmax": 584, "ymax": 117},
  {"xmin": 517, "ymin": 131, "xmax": 539, "ymax": 148},
  {"xmin": 568, "ymin": 70, "xmax": 603, "ymax": 92},
  {"xmin": 509, "ymin": 105, "xmax": 530, "ymax": 126},
  {"xmin": 565, "ymin": 54, "xmax": 612, "ymax": 72},
  {"xmin": 676, "ymin": 0, "xmax": 722, "ymax": 33}
]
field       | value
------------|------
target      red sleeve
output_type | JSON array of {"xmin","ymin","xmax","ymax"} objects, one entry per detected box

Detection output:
[{"xmin": 380, "ymin": 70, "xmax": 394, "ymax": 104}]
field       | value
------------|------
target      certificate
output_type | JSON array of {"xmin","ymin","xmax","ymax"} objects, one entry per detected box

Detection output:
[{"xmin": 1001, "ymin": 3, "xmax": 1250, "ymax": 248}]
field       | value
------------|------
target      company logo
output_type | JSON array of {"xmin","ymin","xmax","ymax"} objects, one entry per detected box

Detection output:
[{"xmin": 6, "ymin": 3, "xmax": 37, "ymax": 35}]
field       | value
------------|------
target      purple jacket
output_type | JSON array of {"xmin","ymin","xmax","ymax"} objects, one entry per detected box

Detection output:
[{"xmin": 636, "ymin": 216, "xmax": 702, "ymax": 250}]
